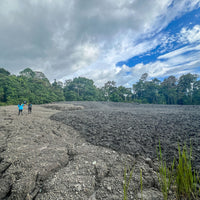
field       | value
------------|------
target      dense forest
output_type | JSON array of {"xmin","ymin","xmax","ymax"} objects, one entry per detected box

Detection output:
[{"xmin": 0, "ymin": 68, "xmax": 200, "ymax": 105}]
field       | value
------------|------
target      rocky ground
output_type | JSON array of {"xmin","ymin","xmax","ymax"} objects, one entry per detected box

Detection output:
[{"xmin": 0, "ymin": 102, "xmax": 199, "ymax": 200}]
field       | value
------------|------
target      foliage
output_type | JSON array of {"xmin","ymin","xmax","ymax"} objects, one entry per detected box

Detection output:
[
  {"xmin": 0, "ymin": 68, "xmax": 10, "ymax": 76},
  {"xmin": 133, "ymin": 73, "xmax": 200, "ymax": 105},
  {"xmin": 19, "ymin": 68, "xmax": 36, "ymax": 78},
  {"xmin": 157, "ymin": 142, "xmax": 175, "ymax": 200},
  {"xmin": 175, "ymin": 144, "xmax": 200, "ymax": 200},
  {"xmin": 123, "ymin": 165, "xmax": 135, "ymax": 200},
  {"xmin": 161, "ymin": 76, "xmax": 177, "ymax": 104},
  {"xmin": 101, "ymin": 81, "xmax": 132, "ymax": 102},
  {"xmin": 177, "ymin": 74, "xmax": 198, "ymax": 105},
  {"xmin": 140, "ymin": 169, "xmax": 143, "ymax": 200},
  {"xmin": 63, "ymin": 77, "xmax": 98, "ymax": 101},
  {"xmin": 157, "ymin": 142, "xmax": 200, "ymax": 200},
  {"xmin": 0, "ymin": 68, "xmax": 64, "ymax": 105},
  {"xmin": 0, "ymin": 68, "xmax": 200, "ymax": 105}
]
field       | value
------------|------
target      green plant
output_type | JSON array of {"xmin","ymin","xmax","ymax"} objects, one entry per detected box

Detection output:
[
  {"xmin": 157, "ymin": 142, "xmax": 175, "ymax": 200},
  {"xmin": 140, "ymin": 169, "xmax": 143, "ymax": 200},
  {"xmin": 157, "ymin": 142, "xmax": 200, "ymax": 200},
  {"xmin": 123, "ymin": 165, "xmax": 135, "ymax": 200},
  {"xmin": 175, "ymin": 144, "xmax": 200, "ymax": 200}
]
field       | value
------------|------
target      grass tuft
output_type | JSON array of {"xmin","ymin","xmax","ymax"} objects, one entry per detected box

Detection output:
[
  {"xmin": 157, "ymin": 142, "xmax": 175, "ymax": 200},
  {"xmin": 140, "ymin": 168, "xmax": 143, "ymax": 200},
  {"xmin": 123, "ymin": 164, "xmax": 135, "ymax": 200},
  {"xmin": 123, "ymin": 142, "xmax": 200, "ymax": 200},
  {"xmin": 157, "ymin": 142, "xmax": 200, "ymax": 200},
  {"xmin": 175, "ymin": 144, "xmax": 200, "ymax": 200}
]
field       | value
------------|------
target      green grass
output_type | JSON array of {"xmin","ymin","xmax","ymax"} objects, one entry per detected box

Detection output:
[
  {"xmin": 175, "ymin": 144, "xmax": 200, "ymax": 199},
  {"xmin": 123, "ymin": 165, "xmax": 145, "ymax": 200},
  {"xmin": 123, "ymin": 142, "xmax": 200, "ymax": 200},
  {"xmin": 140, "ymin": 169, "xmax": 143, "ymax": 200},
  {"xmin": 157, "ymin": 142, "xmax": 175, "ymax": 200},
  {"xmin": 123, "ymin": 165, "xmax": 135, "ymax": 200},
  {"xmin": 157, "ymin": 142, "xmax": 200, "ymax": 200}
]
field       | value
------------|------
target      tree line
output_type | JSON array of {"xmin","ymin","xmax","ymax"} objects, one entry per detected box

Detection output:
[{"xmin": 0, "ymin": 68, "xmax": 200, "ymax": 105}]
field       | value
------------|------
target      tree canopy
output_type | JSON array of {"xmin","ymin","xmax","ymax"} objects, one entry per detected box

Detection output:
[
  {"xmin": 0, "ymin": 68, "xmax": 200, "ymax": 105},
  {"xmin": 0, "ymin": 68, "xmax": 64, "ymax": 105}
]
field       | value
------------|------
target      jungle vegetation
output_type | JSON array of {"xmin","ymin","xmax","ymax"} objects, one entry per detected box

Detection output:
[{"xmin": 0, "ymin": 68, "xmax": 200, "ymax": 105}]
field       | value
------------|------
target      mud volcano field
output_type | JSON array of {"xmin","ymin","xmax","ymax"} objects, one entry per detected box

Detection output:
[{"xmin": 51, "ymin": 102, "xmax": 200, "ymax": 168}]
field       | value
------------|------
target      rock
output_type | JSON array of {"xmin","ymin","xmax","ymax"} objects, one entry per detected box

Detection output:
[
  {"xmin": 145, "ymin": 157, "xmax": 153, "ymax": 168},
  {"xmin": 137, "ymin": 189, "xmax": 163, "ymax": 200},
  {"xmin": 0, "ymin": 177, "xmax": 11, "ymax": 199}
]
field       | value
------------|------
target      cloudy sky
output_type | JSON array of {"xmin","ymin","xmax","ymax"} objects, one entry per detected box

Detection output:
[{"xmin": 1, "ymin": 0, "xmax": 200, "ymax": 87}]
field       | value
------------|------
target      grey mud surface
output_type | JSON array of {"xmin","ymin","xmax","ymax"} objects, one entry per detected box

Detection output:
[
  {"xmin": 52, "ymin": 101, "xmax": 200, "ymax": 168},
  {"xmin": 0, "ymin": 102, "xmax": 199, "ymax": 200}
]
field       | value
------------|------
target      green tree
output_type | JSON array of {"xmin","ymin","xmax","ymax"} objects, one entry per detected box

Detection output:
[
  {"xmin": 161, "ymin": 76, "xmax": 177, "ymax": 104},
  {"xmin": 177, "ymin": 73, "xmax": 198, "ymax": 104},
  {"xmin": 118, "ymin": 86, "xmax": 132, "ymax": 102},
  {"xmin": 19, "ymin": 68, "xmax": 36, "ymax": 78},
  {"xmin": 0, "ymin": 68, "xmax": 65, "ymax": 105},
  {"xmin": 102, "ymin": 81, "xmax": 117, "ymax": 101},
  {"xmin": 64, "ymin": 77, "xmax": 98, "ymax": 101},
  {"xmin": 133, "ymin": 73, "xmax": 149, "ymax": 102},
  {"xmin": 192, "ymin": 80, "xmax": 200, "ymax": 104},
  {"xmin": 51, "ymin": 79, "xmax": 65, "ymax": 102},
  {"xmin": 142, "ymin": 81, "xmax": 159, "ymax": 104},
  {"xmin": 0, "ymin": 68, "xmax": 10, "ymax": 76}
]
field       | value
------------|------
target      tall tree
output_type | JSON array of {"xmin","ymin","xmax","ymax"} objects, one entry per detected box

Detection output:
[
  {"xmin": 133, "ymin": 74, "xmax": 147, "ymax": 101},
  {"xmin": 177, "ymin": 73, "xmax": 198, "ymax": 104},
  {"xmin": 193, "ymin": 80, "xmax": 200, "ymax": 104},
  {"xmin": 161, "ymin": 76, "xmax": 177, "ymax": 104},
  {"xmin": 102, "ymin": 81, "xmax": 116, "ymax": 101},
  {"xmin": 19, "ymin": 68, "xmax": 36, "ymax": 78},
  {"xmin": 64, "ymin": 77, "xmax": 98, "ymax": 101}
]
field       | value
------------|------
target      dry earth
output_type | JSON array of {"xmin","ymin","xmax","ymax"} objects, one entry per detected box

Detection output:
[
  {"xmin": 0, "ymin": 102, "xmax": 199, "ymax": 200},
  {"xmin": 0, "ymin": 103, "xmax": 162, "ymax": 200}
]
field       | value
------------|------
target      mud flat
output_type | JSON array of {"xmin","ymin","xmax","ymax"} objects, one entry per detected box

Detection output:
[
  {"xmin": 52, "ymin": 101, "xmax": 200, "ymax": 169},
  {"xmin": 0, "ymin": 102, "xmax": 199, "ymax": 200}
]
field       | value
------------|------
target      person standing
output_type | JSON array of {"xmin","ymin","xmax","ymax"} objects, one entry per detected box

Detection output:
[
  {"xmin": 28, "ymin": 103, "xmax": 32, "ymax": 114},
  {"xmin": 18, "ymin": 103, "xmax": 24, "ymax": 115}
]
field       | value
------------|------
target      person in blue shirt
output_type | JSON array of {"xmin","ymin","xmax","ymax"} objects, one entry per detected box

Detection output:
[{"xmin": 18, "ymin": 103, "xmax": 24, "ymax": 115}]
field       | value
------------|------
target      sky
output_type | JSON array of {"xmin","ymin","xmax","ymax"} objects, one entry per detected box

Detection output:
[{"xmin": 0, "ymin": 0, "xmax": 200, "ymax": 87}]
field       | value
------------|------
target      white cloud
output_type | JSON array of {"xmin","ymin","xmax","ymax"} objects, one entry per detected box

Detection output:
[
  {"xmin": 0, "ymin": 0, "xmax": 200, "ymax": 87},
  {"xmin": 158, "ymin": 44, "xmax": 200, "ymax": 59},
  {"xmin": 179, "ymin": 25, "xmax": 200, "ymax": 43}
]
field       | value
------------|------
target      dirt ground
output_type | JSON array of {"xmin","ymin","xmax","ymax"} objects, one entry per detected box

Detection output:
[
  {"xmin": 0, "ymin": 102, "xmax": 199, "ymax": 200},
  {"xmin": 52, "ymin": 101, "xmax": 200, "ymax": 169}
]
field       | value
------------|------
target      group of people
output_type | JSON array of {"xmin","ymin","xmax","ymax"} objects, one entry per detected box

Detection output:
[{"xmin": 18, "ymin": 101, "xmax": 32, "ymax": 115}]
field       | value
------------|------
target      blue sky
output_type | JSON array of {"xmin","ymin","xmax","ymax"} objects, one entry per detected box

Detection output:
[
  {"xmin": 0, "ymin": 0, "xmax": 200, "ymax": 87},
  {"xmin": 117, "ymin": 6, "xmax": 200, "ymax": 66},
  {"xmin": 116, "ymin": 6, "xmax": 200, "ymax": 85}
]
